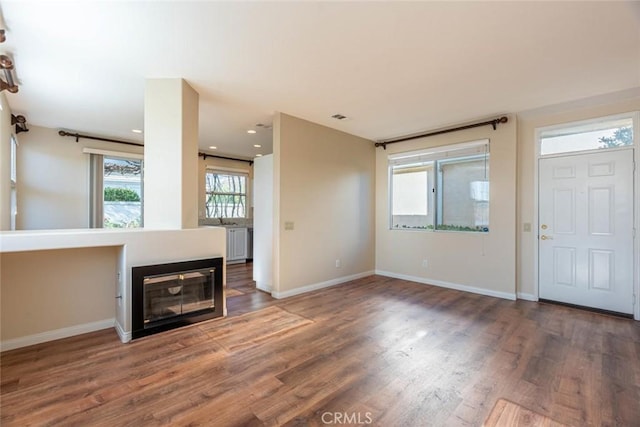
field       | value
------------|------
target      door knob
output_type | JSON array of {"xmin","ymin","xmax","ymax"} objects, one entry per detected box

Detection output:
[{"xmin": 540, "ymin": 235, "xmax": 553, "ymax": 240}]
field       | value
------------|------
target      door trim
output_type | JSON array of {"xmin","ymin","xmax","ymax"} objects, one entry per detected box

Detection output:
[{"xmin": 533, "ymin": 111, "xmax": 640, "ymax": 320}]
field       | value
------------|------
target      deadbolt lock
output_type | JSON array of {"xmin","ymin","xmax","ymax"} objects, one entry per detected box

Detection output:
[{"xmin": 541, "ymin": 224, "xmax": 548, "ymax": 230}]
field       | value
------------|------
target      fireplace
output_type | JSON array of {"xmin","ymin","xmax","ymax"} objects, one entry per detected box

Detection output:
[{"xmin": 131, "ymin": 258, "xmax": 223, "ymax": 339}]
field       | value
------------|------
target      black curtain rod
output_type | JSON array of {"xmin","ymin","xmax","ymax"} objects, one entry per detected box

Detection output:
[
  {"xmin": 58, "ymin": 130, "xmax": 144, "ymax": 147},
  {"xmin": 375, "ymin": 116, "xmax": 509, "ymax": 149},
  {"xmin": 198, "ymin": 152, "xmax": 253, "ymax": 165},
  {"xmin": 58, "ymin": 130, "xmax": 254, "ymax": 165}
]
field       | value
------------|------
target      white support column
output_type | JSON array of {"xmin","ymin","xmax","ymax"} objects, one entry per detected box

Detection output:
[{"xmin": 143, "ymin": 79, "xmax": 199, "ymax": 229}]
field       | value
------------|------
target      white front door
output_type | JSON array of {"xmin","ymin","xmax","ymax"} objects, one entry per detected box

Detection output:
[{"xmin": 538, "ymin": 149, "xmax": 634, "ymax": 314}]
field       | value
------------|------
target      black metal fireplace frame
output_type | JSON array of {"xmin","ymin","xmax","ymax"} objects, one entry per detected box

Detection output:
[{"xmin": 131, "ymin": 257, "xmax": 224, "ymax": 339}]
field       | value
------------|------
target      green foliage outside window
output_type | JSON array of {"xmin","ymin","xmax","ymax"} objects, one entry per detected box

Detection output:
[
  {"xmin": 104, "ymin": 187, "xmax": 140, "ymax": 202},
  {"xmin": 598, "ymin": 127, "xmax": 633, "ymax": 148}
]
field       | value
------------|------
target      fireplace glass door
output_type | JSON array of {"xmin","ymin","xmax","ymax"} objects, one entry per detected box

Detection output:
[{"xmin": 143, "ymin": 268, "xmax": 215, "ymax": 326}]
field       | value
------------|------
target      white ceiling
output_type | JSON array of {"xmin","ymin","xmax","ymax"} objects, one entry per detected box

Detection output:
[{"xmin": 1, "ymin": 1, "xmax": 639, "ymax": 159}]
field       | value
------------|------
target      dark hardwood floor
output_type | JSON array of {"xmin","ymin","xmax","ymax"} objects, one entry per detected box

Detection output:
[{"xmin": 1, "ymin": 263, "xmax": 639, "ymax": 426}]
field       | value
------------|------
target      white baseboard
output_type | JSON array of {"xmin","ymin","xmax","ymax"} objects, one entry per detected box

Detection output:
[
  {"xmin": 271, "ymin": 271, "xmax": 375, "ymax": 299},
  {"xmin": 1, "ymin": 318, "xmax": 115, "ymax": 352},
  {"xmin": 374, "ymin": 270, "xmax": 516, "ymax": 301},
  {"xmin": 114, "ymin": 320, "xmax": 131, "ymax": 343},
  {"xmin": 517, "ymin": 292, "xmax": 538, "ymax": 302}
]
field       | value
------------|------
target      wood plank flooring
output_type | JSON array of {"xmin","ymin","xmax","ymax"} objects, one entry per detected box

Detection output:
[
  {"xmin": 1, "ymin": 263, "xmax": 639, "ymax": 426},
  {"xmin": 483, "ymin": 399, "xmax": 568, "ymax": 427}
]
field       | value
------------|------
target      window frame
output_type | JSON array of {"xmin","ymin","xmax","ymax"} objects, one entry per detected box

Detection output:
[
  {"xmin": 388, "ymin": 139, "xmax": 490, "ymax": 233},
  {"xmin": 204, "ymin": 169, "xmax": 249, "ymax": 219}
]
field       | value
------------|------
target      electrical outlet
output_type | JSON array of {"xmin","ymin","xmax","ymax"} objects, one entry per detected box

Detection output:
[
  {"xmin": 421, "ymin": 259, "xmax": 428, "ymax": 269},
  {"xmin": 284, "ymin": 221, "xmax": 294, "ymax": 230},
  {"xmin": 335, "ymin": 259, "xmax": 341, "ymax": 268}
]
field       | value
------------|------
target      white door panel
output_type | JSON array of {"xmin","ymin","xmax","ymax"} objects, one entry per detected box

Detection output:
[{"xmin": 539, "ymin": 149, "xmax": 634, "ymax": 314}]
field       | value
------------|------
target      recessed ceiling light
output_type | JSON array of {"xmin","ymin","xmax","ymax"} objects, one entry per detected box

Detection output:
[
  {"xmin": 256, "ymin": 154, "xmax": 263, "ymax": 157},
  {"xmin": 209, "ymin": 146, "xmax": 217, "ymax": 150},
  {"xmin": 253, "ymin": 144, "xmax": 262, "ymax": 148},
  {"xmin": 132, "ymin": 129, "xmax": 143, "ymax": 134},
  {"xmin": 247, "ymin": 129, "xmax": 257, "ymax": 134}
]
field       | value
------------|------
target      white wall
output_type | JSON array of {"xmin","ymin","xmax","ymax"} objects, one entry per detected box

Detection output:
[
  {"xmin": 273, "ymin": 113, "xmax": 376, "ymax": 297},
  {"xmin": 253, "ymin": 154, "xmax": 273, "ymax": 291},
  {"xmin": 0, "ymin": 93, "xmax": 13, "ymax": 231},
  {"xmin": 16, "ymin": 125, "xmax": 143, "ymax": 230},
  {"xmin": 376, "ymin": 116, "xmax": 518, "ymax": 299}
]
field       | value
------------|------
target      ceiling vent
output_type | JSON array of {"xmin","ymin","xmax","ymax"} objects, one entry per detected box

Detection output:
[{"xmin": 331, "ymin": 114, "xmax": 348, "ymax": 120}]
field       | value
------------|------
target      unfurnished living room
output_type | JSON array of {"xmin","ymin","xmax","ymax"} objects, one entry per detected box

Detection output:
[{"xmin": 0, "ymin": 1, "xmax": 639, "ymax": 426}]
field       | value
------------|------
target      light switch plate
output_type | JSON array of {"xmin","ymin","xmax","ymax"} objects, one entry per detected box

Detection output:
[{"xmin": 523, "ymin": 223, "xmax": 531, "ymax": 232}]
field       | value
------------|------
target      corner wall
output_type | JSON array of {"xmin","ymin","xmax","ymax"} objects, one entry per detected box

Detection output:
[
  {"xmin": 273, "ymin": 113, "xmax": 375, "ymax": 296},
  {"xmin": 375, "ymin": 116, "xmax": 518, "ymax": 299}
]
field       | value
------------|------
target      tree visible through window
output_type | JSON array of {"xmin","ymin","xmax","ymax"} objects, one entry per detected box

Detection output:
[
  {"xmin": 205, "ymin": 172, "xmax": 247, "ymax": 218},
  {"xmin": 598, "ymin": 127, "xmax": 632, "ymax": 148},
  {"xmin": 540, "ymin": 116, "xmax": 634, "ymax": 155}
]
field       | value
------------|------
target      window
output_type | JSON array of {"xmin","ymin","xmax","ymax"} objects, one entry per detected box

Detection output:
[
  {"xmin": 540, "ymin": 115, "xmax": 634, "ymax": 156},
  {"xmin": 10, "ymin": 135, "xmax": 17, "ymax": 230},
  {"xmin": 90, "ymin": 154, "xmax": 143, "ymax": 228},
  {"xmin": 391, "ymin": 163, "xmax": 433, "ymax": 229},
  {"xmin": 389, "ymin": 140, "xmax": 489, "ymax": 232},
  {"xmin": 436, "ymin": 155, "xmax": 489, "ymax": 231},
  {"xmin": 205, "ymin": 171, "xmax": 247, "ymax": 218}
]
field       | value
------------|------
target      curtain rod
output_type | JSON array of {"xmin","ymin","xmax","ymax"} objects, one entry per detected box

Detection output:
[
  {"xmin": 58, "ymin": 130, "xmax": 254, "ymax": 165},
  {"xmin": 374, "ymin": 116, "xmax": 508, "ymax": 149},
  {"xmin": 58, "ymin": 130, "xmax": 143, "ymax": 147},
  {"xmin": 198, "ymin": 152, "xmax": 253, "ymax": 165}
]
